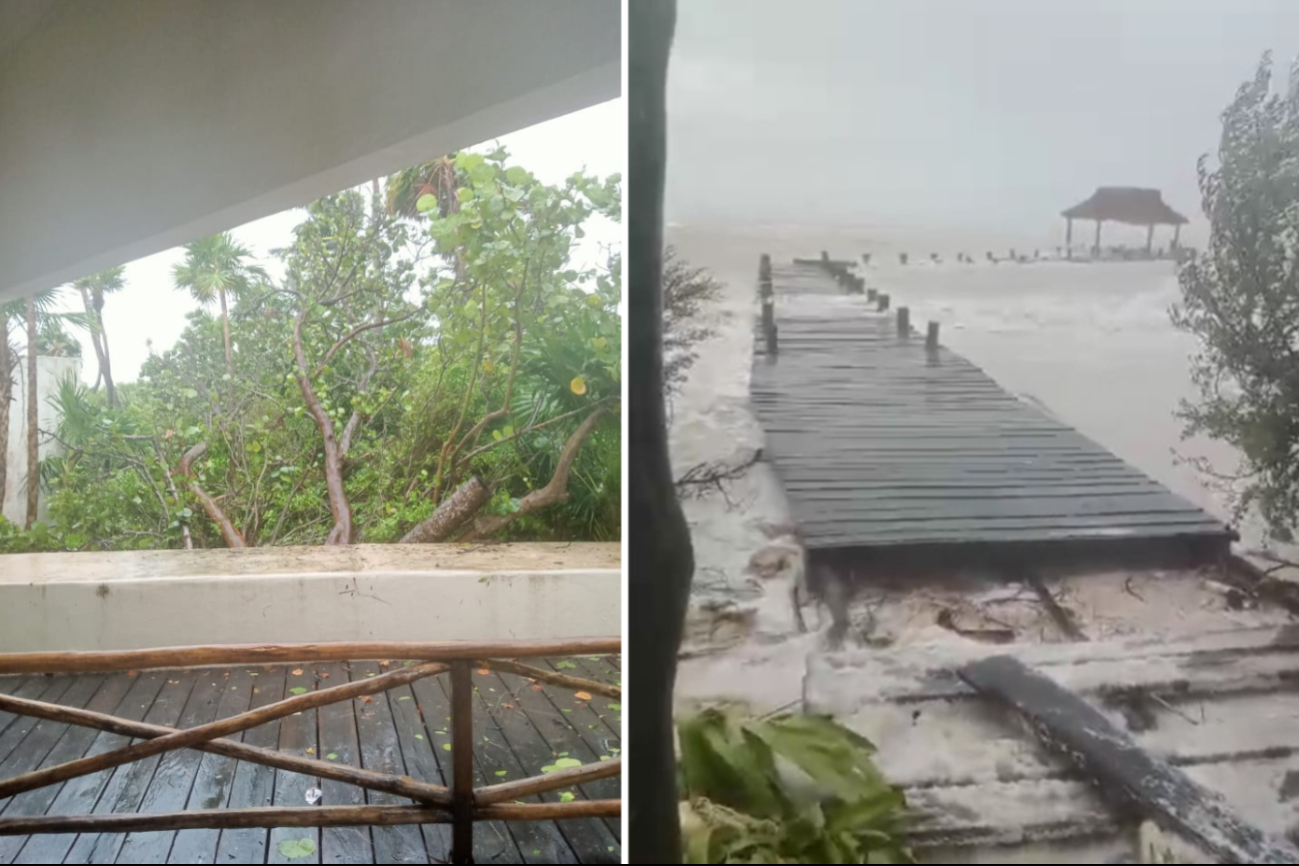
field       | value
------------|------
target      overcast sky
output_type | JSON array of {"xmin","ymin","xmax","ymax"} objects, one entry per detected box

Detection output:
[
  {"xmin": 665, "ymin": 0, "xmax": 1299, "ymax": 236},
  {"xmin": 65, "ymin": 98, "xmax": 623, "ymax": 385}
]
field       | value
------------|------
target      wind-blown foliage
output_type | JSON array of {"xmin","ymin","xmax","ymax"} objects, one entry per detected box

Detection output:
[
  {"xmin": 1172, "ymin": 52, "xmax": 1299, "ymax": 540},
  {"xmin": 663, "ymin": 246, "xmax": 727, "ymax": 393},
  {"xmin": 677, "ymin": 708, "xmax": 913, "ymax": 864},
  {"xmin": 0, "ymin": 150, "xmax": 621, "ymax": 552}
]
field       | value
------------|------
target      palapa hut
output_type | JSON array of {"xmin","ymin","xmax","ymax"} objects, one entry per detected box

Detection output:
[{"xmin": 1062, "ymin": 187, "xmax": 1188, "ymax": 258}]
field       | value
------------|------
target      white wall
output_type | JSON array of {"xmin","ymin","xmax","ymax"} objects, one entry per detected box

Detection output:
[
  {"xmin": 0, "ymin": 0, "xmax": 619, "ymax": 302},
  {"xmin": 2, "ymin": 354, "xmax": 80, "ymax": 525},
  {"xmin": 0, "ymin": 543, "xmax": 621, "ymax": 651}
]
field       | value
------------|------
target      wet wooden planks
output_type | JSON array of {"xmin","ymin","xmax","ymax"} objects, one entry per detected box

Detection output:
[
  {"xmin": 804, "ymin": 625, "xmax": 1299, "ymax": 859},
  {"xmin": 0, "ymin": 657, "xmax": 621, "ymax": 864},
  {"xmin": 752, "ymin": 262, "xmax": 1232, "ymax": 553}
]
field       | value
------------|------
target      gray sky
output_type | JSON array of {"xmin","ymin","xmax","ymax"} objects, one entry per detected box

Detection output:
[
  {"xmin": 64, "ymin": 98, "xmax": 623, "ymax": 385},
  {"xmin": 665, "ymin": 0, "xmax": 1299, "ymax": 237}
]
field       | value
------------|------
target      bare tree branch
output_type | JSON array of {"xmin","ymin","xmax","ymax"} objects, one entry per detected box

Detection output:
[{"xmin": 177, "ymin": 443, "xmax": 245, "ymax": 548}]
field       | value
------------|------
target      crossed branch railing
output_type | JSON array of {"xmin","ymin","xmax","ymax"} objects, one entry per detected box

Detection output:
[{"xmin": 0, "ymin": 638, "xmax": 621, "ymax": 864}]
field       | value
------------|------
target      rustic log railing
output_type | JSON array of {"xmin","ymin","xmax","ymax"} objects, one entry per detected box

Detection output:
[{"xmin": 0, "ymin": 638, "xmax": 622, "ymax": 864}]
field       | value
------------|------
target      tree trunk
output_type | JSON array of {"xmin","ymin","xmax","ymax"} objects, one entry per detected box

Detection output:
[
  {"xmin": 78, "ymin": 285, "xmax": 116, "ymax": 409},
  {"xmin": 0, "ymin": 318, "xmax": 11, "ymax": 514},
  {"xmin": 292, "ymin": 313, "xmax": 352, "ymax": 545},
  {"xmin": 219, "ymin": 286, "xmax": 234, "ymax": 414},
  {"xmin": 629, "ymin": 2, "xmax": 694, "ymax": 863},
  {"xmin": 95, "ymin": 299, "xmax": 116, "ymax": 409},
  {"xmin": 219, "ymin": 287, "xmax": 233, "ymax": 378},
  {"xmin": 399, "ymin": 476, "xmax": 490, "ymax": 544},
  {"xmin": 178, "ymin": 442, "xmax": 245, "ymax": 548},
  {"xmin": 24, "ymin": 298, "xmax": 38, "ymax": 528}
]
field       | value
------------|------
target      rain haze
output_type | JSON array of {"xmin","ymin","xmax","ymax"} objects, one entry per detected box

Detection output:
[{"xmin": 666, "ymin": 0, "xmax": 1299, "ymax": 243}]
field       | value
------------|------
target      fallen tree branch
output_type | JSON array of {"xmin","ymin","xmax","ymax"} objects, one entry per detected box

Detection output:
[
  {"xmin": 399, "ymin": 476, "xmax": 491, "ymax": 544},
  {"xmin": 460, "ymin": 407, "xmax": 612, "ymax": 541},
  {"xmin": 675, "ymin": 449, "xmax": 761, "ymax": 505},
  {"xmin": 177, "ymin": 442, "xmax": 245, "ymax": 548}
]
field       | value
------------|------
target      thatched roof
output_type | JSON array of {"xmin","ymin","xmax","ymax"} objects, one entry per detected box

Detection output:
[{"xmin": 1062, "ymin": 187, "xmax": 1188, "ymax": 226}]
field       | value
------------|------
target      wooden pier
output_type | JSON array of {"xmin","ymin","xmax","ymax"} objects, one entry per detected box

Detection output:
[{"xmin": 751, "ymin": 258, "xmax": 1233, "ymax": 568}]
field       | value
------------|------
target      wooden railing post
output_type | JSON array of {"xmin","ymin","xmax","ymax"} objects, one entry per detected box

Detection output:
[{"xmin": 451, "ymin": 661, "xmax": 475, "ymax": 864}]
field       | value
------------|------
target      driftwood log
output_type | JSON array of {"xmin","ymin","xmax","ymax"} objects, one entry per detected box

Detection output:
[{"xmin": 960, "ymin": 655, "xmax": 1299, "ymax": 864}]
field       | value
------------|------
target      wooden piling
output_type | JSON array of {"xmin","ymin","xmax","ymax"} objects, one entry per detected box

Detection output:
[
  {"xmin": 450, "ymin": 661, "xmax": 474, "ymax": 863},
  {"xmin": 897, "ymin": 307, "xmax": 910, "ymax": 337},
  {"xmin": 927, "ymin": 321, "xmax": 940, "ymax": 350},
  {"xmin": 867, "ymin": 288, "xmax": 877, "ymax": 302},
  {"xmin": 877, "ymin": 294, "xmax": 890, "ymax": 312},
  {"xmin": 759, "ymin": 253, "xmax": 771, "ymax": 281}
]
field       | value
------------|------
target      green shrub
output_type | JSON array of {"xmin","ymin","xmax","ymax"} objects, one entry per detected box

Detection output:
[{"xmin": 677, "ymin": 707, "xmax": 914, "ymax": 864}]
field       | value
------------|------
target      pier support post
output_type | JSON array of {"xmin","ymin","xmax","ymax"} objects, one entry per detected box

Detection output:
[
  {"xmin": 927, "ymin": 321, "xmax": 940, "ymax": 350},
  {"xmin": 762, "ymin": 299, "xmax": 777, "ymax": 356},
  {"xmin": 867, "ymin": 288, "xmax": 877, "ymax": 302},
  {"xmin": 877, "ymin": 293, "xmax": 890, "ymax": 313},
  {"xmin": 897, "ymin": 307, "xmax": 910, "ymax": 337}
]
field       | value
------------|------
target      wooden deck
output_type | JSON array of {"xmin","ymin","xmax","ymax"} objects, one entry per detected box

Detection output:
[
  {"xmin": 752, "ymin": 261, "xmax": 1232, "ymax": 562},
  {"xmin": 0, "ymin": 657, "xmax": 621, "ymax": 864}
]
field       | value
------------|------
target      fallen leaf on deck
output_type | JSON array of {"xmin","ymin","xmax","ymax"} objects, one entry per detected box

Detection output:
[
  {"xmin": 575, "ymin": 691, "xmax": 592, "ymax": 701},
  {"xmin": 360, "ymin": 695, "xmax": 373, "ymax": 703},
  {"xmin": 291, "ymin": 669, "xmax": 304, "ymax": 676},
  {"xmin": 477, "ymin": 668, "xmax": 490, "ymax": 675},
  {"xmin": 278, "ymin": 838, "xmax": 316, "ymax": 859},
  {"xmin": 531, "ymin": 685, "xmax": 543, "ymax": 691}
]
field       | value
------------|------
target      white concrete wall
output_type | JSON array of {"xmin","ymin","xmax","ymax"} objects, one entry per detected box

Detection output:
[
  {"xmin": 0, "ymin": 543, "xmax": 621, "ymax": 652},
  {"xmin": 2, "ymin": 354, "xmax": 80, "ymax": 525},
  {"xmin": 0, "ymin": 0, "xmax": 619, "ymax": 302}
]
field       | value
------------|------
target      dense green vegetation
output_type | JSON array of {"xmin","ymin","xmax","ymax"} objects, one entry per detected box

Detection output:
[
  {"xmin": 677, "ymin": 707, "xmax": 913, "ymax": 864},
  {"xmin": 1173, "ymin": 52, "xmax": 1299, "ymax": 541},
  {"xmin": 0, "ymin": 149, "xmax": 621, "ymax": 552}
]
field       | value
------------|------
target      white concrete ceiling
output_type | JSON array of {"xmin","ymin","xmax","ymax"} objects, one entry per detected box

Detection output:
[
  {"xmin": 0, "ymin": 0, "xmax": 620, "ymax": 302},
  {"xmin": 0, "ymin": 0, "xmax": 65, "ymax": 69}
]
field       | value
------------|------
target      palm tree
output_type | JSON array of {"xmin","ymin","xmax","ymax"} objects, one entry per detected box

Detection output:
[
  {"xmin": 70, "ymin": 266, "xmax": 124, "ymax": 407},
  {"xmin": 171, "ymin": 233, "xmax": 267, "ymax": 384}
]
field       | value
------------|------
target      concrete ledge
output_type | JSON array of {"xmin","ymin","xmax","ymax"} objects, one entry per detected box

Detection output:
[{"xmin": 0, "ymin": 543, "xmax": 621, "ymax": 652}]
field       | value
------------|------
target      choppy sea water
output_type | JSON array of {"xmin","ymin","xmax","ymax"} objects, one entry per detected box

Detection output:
[{"xmin": 665, "ymin": 222, "xmax": 1269, "ymax": 614}]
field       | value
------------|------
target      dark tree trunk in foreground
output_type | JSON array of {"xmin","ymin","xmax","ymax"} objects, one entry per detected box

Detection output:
[
  {"xmin": 628, "ymin": 2, "xmax": 694, "ymax": 862},
  {"xmin": 24, "ymin": 298, "xmax": 38, "ymax": 528}
]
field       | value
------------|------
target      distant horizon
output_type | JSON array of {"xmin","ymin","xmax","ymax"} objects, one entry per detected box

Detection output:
[{"xmin": 665, "ymin": 0, "xmax": 1299, "ymax": 247}]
